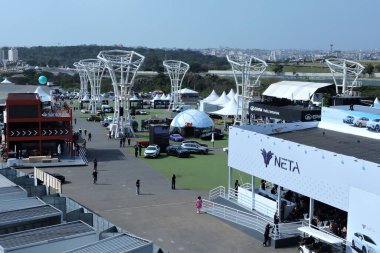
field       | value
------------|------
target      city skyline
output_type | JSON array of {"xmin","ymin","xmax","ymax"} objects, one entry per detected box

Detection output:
[{"xmin": 1, "ymin": 0, "xmax": 379, "ymax": 50}]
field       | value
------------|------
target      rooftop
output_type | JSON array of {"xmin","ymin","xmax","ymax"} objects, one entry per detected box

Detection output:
[
  {"xmin": 7, "ymin": 93, "xmax": 39, "ymax": 101},
  {"xmin": 272, "ymin": 128, "xmax": 380, "ymax": 164},
  {"xmin": 0, "ymin": 197, "xmax": 45, "ymax": 213}
]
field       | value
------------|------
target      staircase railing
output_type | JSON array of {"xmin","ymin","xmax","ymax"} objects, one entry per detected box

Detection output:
[{"xmin": 209, "ymin": 186, "xmax": 225, "ymax": 200}]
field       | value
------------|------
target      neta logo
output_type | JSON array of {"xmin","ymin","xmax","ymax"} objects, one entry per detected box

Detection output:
[
  {"xmin": 261, "ymin": 149, "xmax": 300, "ymax": 174},
  {"xmin": 261, "ymin": 149, "xmax": 274, "ymax": 167}
]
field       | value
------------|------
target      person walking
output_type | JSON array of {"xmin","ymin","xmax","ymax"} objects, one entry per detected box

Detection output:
[
  {"xmin": 92, "ymin": 170, "xmax": 98, "ymax": 184},
  {"xmin": 263, "ymin": 223, "xmax": 272, "ymax": 247},
  {"xmin": 196, "ymin": 196, "xmax": 203, "ymax": 214},
  {"xmin": 74, "ymin": 118, "xmax": 77, "ymax": 125},
  {"xmin": 138, "ymin": 144, "xmax": 142, "ymax": 156},
  {"xmin": 127, "ymin": 138, "xmax": 131, "ymax": 146},
  {"xmin": 84, "ymin": 129, "xmax": 87, "ymax": 136},
  {"xmin": 134, "ymin": 145, "xmax": 138, "ymax": 158},
  {"xmin": 119, "ymin": 138, "xmax": 123, "ymax": 148},
  {"xmin": 136, "ymin": 179, "xmax": 140, "ymax": 195},
  {"xmin": 93, "ymin": 158, "xmax": 97, "ymax": 171},
  {"xmin": 79, "ymin": 128, "xmax": 82, "ymax": 135},
  {"xmin": 88, "ymin": 132, "xmax": 92, "ymax": 141},
  {"xmin": 272, "ymin": 212, "xmax": 280, "ymax": 235},
  {"xmin": 108, "ymin": 131, "xmax": 112, "ymax": 139},
  {"xmin": 234, "ymin": 179, "xmax": 240, "ymax": 197},
  {"xmin": 122, "ymin": 137, "xmax": 126, "ymax": 147},
  {"xmin": 171, "ymin": 174, "xmax": 176, "ymax": 190}
]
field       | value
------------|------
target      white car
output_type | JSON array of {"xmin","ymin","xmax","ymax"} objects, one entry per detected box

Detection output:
[
  {"xmin": 367, "ymin": 119, "xmax": 380, "ymax": 132},
  {"xmin": 352, "ymin": 232, "xmax": 378, "ymax": 253},
  {"xmin": 144, "ymin": 145, "xmax": 160, "ymax": 158}
]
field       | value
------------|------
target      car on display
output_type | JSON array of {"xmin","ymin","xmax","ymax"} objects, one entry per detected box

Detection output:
[
  {"xmin": 352, "ymin": 232, "xmax": 378, "ymax": 253},
  {"xmin": 182, "ymin": 140, "xmax": 208, "ymax": 147},
  {"xmin": 166, "ymin": 145, "xmax": 191, "ymax": 158},
  {"xmin": 343, "ymin": 115, "xmax": 355, "ymax": 124},
  {"xmin": 135, "ymin": 110, "xmax": 148, "ymax": 115},
  {"xmin": 353, "ymin": 117, "xmax": 369, "ymax": 128},
  {"xmin": 200, "ymin": 131, "xmax": 224, "ymax": 140},
  {"xmin": 181, "ymin": 143, "xmax": 209, "ymax": 154},
  {"xmin": 367, "ymin": 119, "xmax": 380, "ymax": 132},
  {"xmin": 144, "ymin": 145, "xmax": 161, "ymax": 158},
  {"xmin": 169, "ymin": 134, "xmax": 184, "ymax": 142},
  {"xmin": 87, "ymin": 115, "xmax": 102, "ymax": 122},
  {"xmin": 101, "ymin": 119, "xmax": 112, "ymax": 127}
]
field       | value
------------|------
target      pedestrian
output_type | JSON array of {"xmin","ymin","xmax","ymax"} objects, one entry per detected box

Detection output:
[
  {"xmin": 74, "ymin": 118, "xmax": 77, "ymax": 124},
  {"xmin": 234, "ymin": 179, "xmax": 240, "ymax": 197},
  {"xmin": 138, "ymin": 144, "xmax": 142, "ymax": 156},
  {"xmin": 92, "ymin": 170, "xmax": 98, "ymax": 184},
  {"xmin": 136, "ymin": 179, "xmax": 140, "ymax": 195},
  {"xmin": 79, "ymin": 128, "xmax": 82, "ymax": 135},
  {"xmin": 108, "ymin": 131, "xmax": 112, "ymax": 139},
  {"xmin": 272, "ymin": 212, "xmax": 280, "ymax": 235},
  {"xmin": 127, "ymin": 138, "xmax": 131, "ymax": 146},
  {"xmin": 119, "ymin": 138, "xmax": 123, "ymax": 148},
  {"xmin": 88, "ymin": 132, "xmax": 92, "ymax": 141},
  {"xmin": 122, "ymin": 137, "xmax": 126, "ymax": 147},
  {"xmin": 263, "ymin": 223, "xmax": 272, "ymax": 247},
  {"xmin": 84, "ymin": 129, "xmax": 87, "ymax": 136},
  {"xmin": 171, "ymin": 174, "xmax": 176, "ymax": 190},
  {"xmin": 196, "ymin": 196, "xmax": 203, "ymax": 214},
  {"xmin": 93, "ymin": 158, "xmax": 97, "ymax": 171},
  {"xmin": 134, "ymin": 145, "xmax": 138, "ymax": 158}
]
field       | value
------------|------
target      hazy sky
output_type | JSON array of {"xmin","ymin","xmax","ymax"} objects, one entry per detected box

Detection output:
[{"xmin": 1, "ymin": 0, "xmax": 379, "ymax": 50}]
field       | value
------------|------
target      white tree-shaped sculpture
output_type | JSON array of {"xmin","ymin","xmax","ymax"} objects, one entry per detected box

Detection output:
[
  {"xmin": 325, "ymin": 59, "xmax": 364, "ymax": 95},
  {"xmin": 97, "ymin": 50, "xmax": 144, "ymax": 137},
  {"xmin": 73, "ymin": 62, "xmax": 89, "ymax": 102},
  {"xmin": 163, "ymin": 60, "xmax": 190, "ymax": 111},
  {"xmin": 227, "ymin": 55, "xmax": 267, "ymax": 125},
  {"xmin": 78, "ymin": 59, "xmax": 105, "ymax": 114}
]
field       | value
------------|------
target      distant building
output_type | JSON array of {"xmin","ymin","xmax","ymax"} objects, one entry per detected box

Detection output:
[
  {"xmin": 0, "ymin": 48, "xmax": 5, "ymax": 61},
  {"xmin": 8, "ymin": 47, "xmax": 18, "ymax": 62}
]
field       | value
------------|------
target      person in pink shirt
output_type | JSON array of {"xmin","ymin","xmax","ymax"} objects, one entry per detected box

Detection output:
[{"xmin": 196, "ymin": 196, "xmax": 202, "ymax": 214}]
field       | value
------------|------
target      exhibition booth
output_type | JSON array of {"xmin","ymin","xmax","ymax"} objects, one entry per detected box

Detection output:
[{"xmin": 227, "ymin": 109, "xmax": 380, "ymax": 252}]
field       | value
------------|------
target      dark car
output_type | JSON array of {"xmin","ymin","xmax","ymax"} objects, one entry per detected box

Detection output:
[
  {"xmin": 181, "ymin": 143, "xmax": 209, "ymax": 154},
  {"xmin": 87, "ymin": 115, "xmax": 102, "ymax": 122},
  {"xmin": 200, "ymin": 131, "xmax": 224, "ymax": 141},
  {"xmin": 166, "ymin": 145, "xmax": 191, "ymax": 158},
  {"xmin": 182, "ymin": 140, "xmax": 208, "ymax": 147}
]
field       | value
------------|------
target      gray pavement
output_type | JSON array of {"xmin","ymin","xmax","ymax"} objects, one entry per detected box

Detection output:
[{"xmin": 37, "ymin": 115, "xmax": 296, "ymax": 253}]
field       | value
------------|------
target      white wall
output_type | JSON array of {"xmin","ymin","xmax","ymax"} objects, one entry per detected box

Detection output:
[
  {"xmin": 228, "ymin": 127, "xmax": 380, "ymax": 211},
  {"xmin": 237, "ymin": 121, "xmax": 318, "ymax": 135}
]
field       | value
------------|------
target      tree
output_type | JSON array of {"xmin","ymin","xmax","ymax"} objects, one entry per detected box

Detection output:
[
  {"xmin": 364, "ymin": 64, "xmax": 374, "ymax": 77},
  {"xmin": 375, "ymin": 63, "xmax": 380, "ymax": 72},
  {"xmin": 273, "ymin": 64, "xmax": 283, "ymax": 74}
]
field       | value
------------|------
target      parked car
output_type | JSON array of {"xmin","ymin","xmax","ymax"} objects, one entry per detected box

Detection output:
[
  {"xmin": 87, "ymin": 115, "xmax": 102, "ymax": 122},
  {"xmin": 367, "ymin": 119, "xmax": 380, "ymax": 132},
  {"xmin": 182, "ymin": 140, "xmax": 208, "ymax": 147},
  {"xmin": 181, "ymin": 143, "xmax": 208, "ymax": 154},
  {"xmin": 200, "ymin": 131, "xmax": 224, "ymax": 140},
  {"xmin": 101, "ymin": 119, "xmax": 112, "ymax": 127},
  {"xmin": 166, "ymin": 145, "xmax": 191, "ymax": 158},
  {"xmin": 352, "ymin": 232, "xmax": 378, "ymax": 253},
  {"xmin": 144, "ymin": 145, "xmax": 160, "ymax": 158},
  {"xmin": 353, "ymin": 117, "xmax": 369, "ymax": 127},
  {"xmin": 343, "ymin": 115, "xmax": 355, "ymax": 124},
  {"xmin": 172, "ymin": 105, "xmax": 192, "ymax": 113},
  {"xmin": 135, "ymin": 110, "xmax": 148, "ymax": 115},
  {"xmin": 169, "ymin": 134, "xmax": 184, "ymax": 142}
]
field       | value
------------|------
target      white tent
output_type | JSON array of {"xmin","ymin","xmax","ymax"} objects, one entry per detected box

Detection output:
[
  {"xmin": 34, "ymin": 86, "xmax": 51, "ymax": 102},
  {"xmin": 202, "ymin": 90, "xmax": 219, "ymax": 102},
  {"xmin": 130, "ymin": 95, "xmax": 140, "ymax": 101},
  {"xmin": 209, "ymin": 97, "xmax": 241, "ymax": 116},
  {"xmin": 1, "ymin": 78, "xmax": 13, "ymax": 84},
  {"xmin": 374, "ymin": 97, "xmax": 380, "ymax": 109},
  {"xmin": 177, "ymin": 88, "xmax": 198, "ymax": 94},
  {"xmin": 165, "ymin": 94, "xmax": 171, "ymax": 100},
  {"xmin": 227, "ymin": 89, "xmax": 236, "ymax": 100},
  {"xmin": 81, "ymin": 94, "xmax": 90, "ymax": 101},
  {"xmin": 160, "ymin": 94, "xmax": 166, "ymax": 100},
  {"xmin": 263, "ymin": 81, "xmax": 332, "ymax": 101},
  {"xmin": 209, "ymin": 91, "xmax": 230, "ymax": 106},
  {"xmin": 170, "ymin": 109, "xmax": 214, "ymax": 129},
  {"xmin": 153, "ymin": 94, "xmax": 161, "ymax": 100}
]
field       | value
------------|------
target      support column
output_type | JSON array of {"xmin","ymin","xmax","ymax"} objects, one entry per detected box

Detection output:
[
  {"xmin": 309, "ymin": 198, "xmax": 314, "ymax": 227},
  {"xmin": 251, "ymin": 175, "xmax": 255, "ymax": 210},
  {"xmin": 228, "ymin": 166, "xmax": 232, "ymax": 199},
  {"xmin": 277, "ymin": 186, "xmax": 282, "ymax": 222}
]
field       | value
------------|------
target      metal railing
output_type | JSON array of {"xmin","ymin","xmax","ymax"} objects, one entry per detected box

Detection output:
[
  {"xmin": 300, "ymin": 221, "xmax": 347, "ymax": 246},
  {"xmin": 209, "ymin": 186, "xmax": 225, "ymax": 200},
  {"xmin": 35, "ymin": 167, "xmax": 62, "ymax": 194},
  {"xmin": 202, "ymin": 199, "xmax": 271, "ymax": 234}
]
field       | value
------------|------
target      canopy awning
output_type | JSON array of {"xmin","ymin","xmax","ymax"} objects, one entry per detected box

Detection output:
[
  {"xmin": 298, "ymin": 226, "xmax": 343, "ymax": 244},
  {"xmin": 263, "ymin": 81, "xmax": 332, "ymax": 101}
]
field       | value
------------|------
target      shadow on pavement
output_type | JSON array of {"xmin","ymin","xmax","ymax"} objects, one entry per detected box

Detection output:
[{"xmin": 87, "ymin": 149, "xmax": 127, "ymax": 161}]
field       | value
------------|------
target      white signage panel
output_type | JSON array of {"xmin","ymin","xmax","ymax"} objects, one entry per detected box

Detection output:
[{"xmin": 228, "ymin": 127, "xmax": 380, "ymax": 211}]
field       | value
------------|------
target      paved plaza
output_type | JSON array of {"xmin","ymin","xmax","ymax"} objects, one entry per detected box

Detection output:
[{"xmin": 35, "ymin": 115, "xmax": 296, "ymax": 253}]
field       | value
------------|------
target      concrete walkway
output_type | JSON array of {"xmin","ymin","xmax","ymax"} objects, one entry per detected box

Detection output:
[{"xmin": 40, "ymin": 115, "xmax": 296, "ymax": 253}]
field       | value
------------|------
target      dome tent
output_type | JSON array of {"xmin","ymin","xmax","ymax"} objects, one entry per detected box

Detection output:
[{"xmin": 170, "ymin": 109, "xmax": 214, "ymax": 137}]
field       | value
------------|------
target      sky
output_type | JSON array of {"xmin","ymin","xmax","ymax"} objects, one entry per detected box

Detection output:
[{"xmin": 0, "ymin": 0, "xmax": 379, "ymax": 50}]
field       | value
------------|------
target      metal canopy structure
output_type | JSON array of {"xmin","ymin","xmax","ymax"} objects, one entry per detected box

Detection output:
[
  {"xmin": 73, "ymin": 62, "xmax": 89, "ymax": 102},
  {"xmin": 325, "ymin": 58, "xmax": 364, "ymax": 95},
  {"xmin": 163, "ymin": 60, "xmax": 190, "ymax": 111},
  {"xmin": 97, "ymin": 50, "xmax": 144, "ymax": 137},
  {"xmin": 78, "ymin": 59, "xmax": 105, "ymax": 114},
  {"xmin": 227, "ymin": 55, "xmax": 267, "ymax": 125}
]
